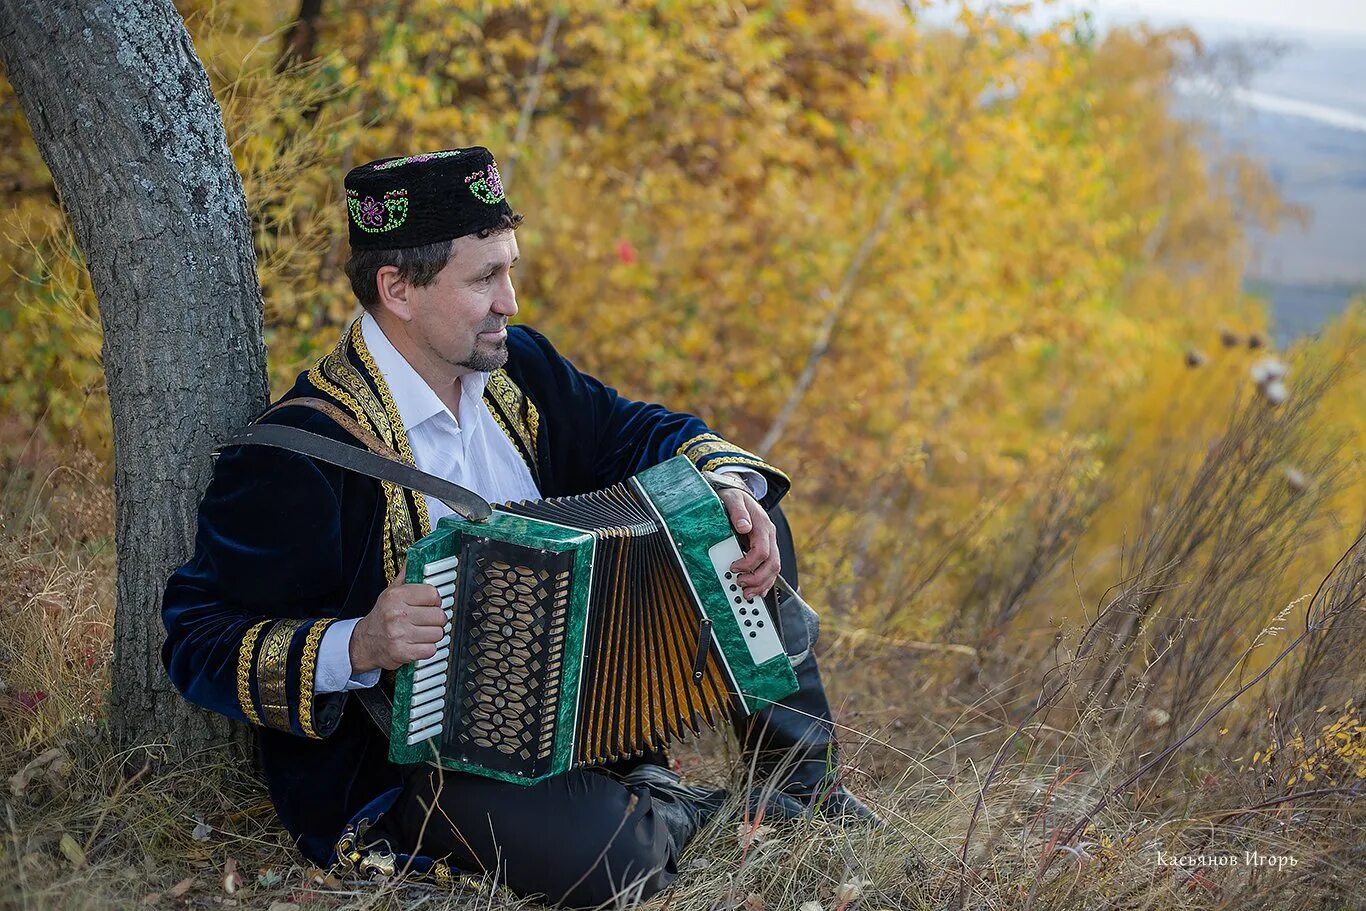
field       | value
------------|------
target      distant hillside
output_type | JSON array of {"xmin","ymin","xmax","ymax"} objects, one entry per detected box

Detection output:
[
  {"xmin": 1128, "ymin": 16, "xmax": 1366, "ymax": 340},
  {"xmin": 1216, "ymin": 35, "xmax": 1365, "ymax": 340},
  {"xmin": 1247, "ymin": 280, "xmax": 1363, "ymax": 346}
]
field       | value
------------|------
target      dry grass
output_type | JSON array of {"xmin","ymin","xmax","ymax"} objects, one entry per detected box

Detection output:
[{"xmin": 3, "ymin": 382, "xmax": 1364, "ymax": 910}]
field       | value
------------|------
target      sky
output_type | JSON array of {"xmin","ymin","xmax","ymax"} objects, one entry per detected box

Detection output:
[{"xmin": 1081, "ymin": 0, "xmax": 1366, "ymax": 37}]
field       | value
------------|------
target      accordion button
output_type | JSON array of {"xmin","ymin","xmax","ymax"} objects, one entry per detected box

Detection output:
[{"xmin": 423, "ymin": 554, "xmax": 459, "ymax": 574}]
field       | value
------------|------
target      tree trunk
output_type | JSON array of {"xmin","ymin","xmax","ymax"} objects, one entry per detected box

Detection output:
[
  {"xmin": 0, "ymin": 0, "xmax": 267, "ymax": 753},
  {"xmin": 276, "ymin": 0, "xmax": 325, "ymax": 73}
]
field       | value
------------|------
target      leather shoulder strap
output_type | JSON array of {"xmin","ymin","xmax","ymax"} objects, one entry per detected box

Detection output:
[
  {"xmin": 259, "ymin": 397, "xmax": 399, "ymax": 460},
  {"xmin": 221, "ymin": 398, "xmax": 493, "ymax": 522}
]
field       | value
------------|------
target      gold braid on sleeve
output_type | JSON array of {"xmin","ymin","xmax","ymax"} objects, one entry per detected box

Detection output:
[
  {"xmin": 236, "ymin": 620, "xmax": 271, "ymax": 726},
  {"xmin": 298, "ymin": 618, "xmax": 336, "ymax": 739}
]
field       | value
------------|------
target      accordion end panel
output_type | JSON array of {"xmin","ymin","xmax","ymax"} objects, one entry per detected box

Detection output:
[
  {"xmin": 634, "ymin": 458, "xmax": 799, "ymax": 715},
  {"xmin": 388, "ymin": 514, "xmax": 594, "ymax": 785},
  {"xmin": 387, "ymin": 522, "xmax": 462, "ymax": 768}
]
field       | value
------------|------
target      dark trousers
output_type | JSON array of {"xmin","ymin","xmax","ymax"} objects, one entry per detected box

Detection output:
[
  {"xmin": 380, "ymin": 504, "xmax": 839, "ymax": 906},
  {"xmin": 382, "ymin": 764, "xmax": 677, "ymax": 907}
]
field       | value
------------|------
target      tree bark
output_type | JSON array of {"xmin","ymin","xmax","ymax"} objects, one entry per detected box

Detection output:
[{"xmin": 0, "ymin": 0, "xmax": 267, "ymax": 753}]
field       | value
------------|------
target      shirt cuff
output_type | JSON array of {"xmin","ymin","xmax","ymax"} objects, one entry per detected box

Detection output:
[
  {"xmin": 315, "ymin": 617, "xmax": 381, "ymax": 694},
  {"xmin": 714, "ymin": 466, "xmax": 768, "ymax": 502}
]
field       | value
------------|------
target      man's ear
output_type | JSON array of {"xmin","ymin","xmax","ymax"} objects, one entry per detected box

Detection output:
[{"xmin": 375, "ymin": 265, "xmax": 412, "ymax": 321}]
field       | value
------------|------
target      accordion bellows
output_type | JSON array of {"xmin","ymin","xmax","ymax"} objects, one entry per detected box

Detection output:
[{"xmin": 388, "ymin": 457, "xmax": 799, "ymax": 784}]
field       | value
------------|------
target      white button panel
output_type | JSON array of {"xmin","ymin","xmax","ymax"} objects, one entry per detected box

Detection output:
[
  {"xmin": 707, "ymin": 537, "xmax": 783, "ymax": 664},
  {"xmin": 408, "ymin": 554, "xmax": 457, "ymax": 745}
]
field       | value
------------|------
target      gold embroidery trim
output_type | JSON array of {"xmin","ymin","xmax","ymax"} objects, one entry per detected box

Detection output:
[
  {"xmin": 298, "ymin": 618, "xmax": 335, "ymax": 739},
  {"xmin": 526, "ymin": 390, "xmax": 540, "ymax": 444},
  {"xmin": 330, "ymin": 327, "xmax": 398, "ymax": 447},
  {"xmin": 236, "ymin": 619, "xmax": 271, "ymax": 726},
  {"xmin": 309, "ymin": 349, "xmax": 402, "ymax": 580},
  {"xmin": 347, "ymin": 321, "xmax": 431, "ymax": 545},
  {"xmin": 307, "ymin": 321, "xmax": 426, "ymax": 574},
  {"xmin": 256, "ymin": 619, "xmax": 305, "ymax": 731},
  {"xmin": 484, "ymin": 369, "xmax": 540, "ymax": 478},
  {"xmin": 484, "ymin": 403, "xmax": 525, "ymax": 471},
  {"xmin": 679, "ymin": 433, "xmax": 780, "ymax": 480},
  {"xmin": 676, "ymin": 431, "xmax": 724, "ymax": 455},
  {"xmin": 680, "ymin": 439, "xmax": 757, "ymax": 463},
  {"xmin": 698, "ymin": 453, "xmax": 791, "ymax": 484}
]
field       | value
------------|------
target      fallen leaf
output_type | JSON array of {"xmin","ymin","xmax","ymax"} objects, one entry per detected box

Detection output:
[
  {"xmin": 737, "ymin": 822, "xmax": 774, "ymax": 851},
  {"xmin": 143, "ymin": 873, "xmax": 196, "ymax": 904},
  {"xmin": 9, "ymin": 748, "xmax": 69, "ymax": 797},
  {"xmin": 223, "ymin": 857, "xmax": 244, "ymax": 895},
  {"xmin": 305, "ymin": 866, "xmax": 343, "ymax": 889},
  {"xmin": 15, "ymin": 690, "xmax": 48, "ymax": 714},
  {"xmin": 835, "ymin": 877, "xmax": 872, "ymax": 904},
  {"xmin": 58, "ymin": 833, "xmax": 86, "ymax": 868}
]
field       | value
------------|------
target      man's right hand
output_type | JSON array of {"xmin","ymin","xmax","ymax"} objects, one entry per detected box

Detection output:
[{"xmin": 349, "ymin": 563, "xmax": 446, "ymax": 674}]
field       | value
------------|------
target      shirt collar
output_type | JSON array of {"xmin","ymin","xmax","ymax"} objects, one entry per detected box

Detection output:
[{"xmin": 359, "ymin": 312, "xmax": 491, "ymax": 431}]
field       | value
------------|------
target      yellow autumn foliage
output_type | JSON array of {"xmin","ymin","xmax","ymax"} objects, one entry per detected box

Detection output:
[{"xmin": 0, "ymin": 0, "xmax": 1359, "ymax": 652}]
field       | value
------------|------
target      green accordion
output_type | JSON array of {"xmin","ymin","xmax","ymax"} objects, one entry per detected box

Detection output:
[{"xmin": 388, "ymin": 456, "xmax": 799, "ymax": 784}]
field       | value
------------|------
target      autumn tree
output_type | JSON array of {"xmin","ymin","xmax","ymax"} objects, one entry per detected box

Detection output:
[
  {"xmin": 2, "ymin": 0, "xmax": 1353, "ymax": 699},
  {"xmin": 0, "ymin": 0, "xmax": 266, "ymax": 751}
]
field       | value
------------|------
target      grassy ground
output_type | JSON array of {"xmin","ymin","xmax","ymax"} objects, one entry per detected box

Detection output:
[{"xmin": 3, "ymin": 407, "xmax": 1363, "ymax": 910}]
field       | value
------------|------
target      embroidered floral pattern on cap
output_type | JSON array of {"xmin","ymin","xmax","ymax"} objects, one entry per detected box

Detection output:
[
  {"xmin": 465, "ymin": 161, "xmax": 506, "ymax": 205},
  {"xmin": 347, "ymin": 188, "xmax": 409, "ymax": 233}
]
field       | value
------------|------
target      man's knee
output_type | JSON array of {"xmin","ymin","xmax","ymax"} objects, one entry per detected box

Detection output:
[
  {"xmin": 550, "ymin": 791, "xmax": 676, "ymax": 907},
  {"xmin": 767, "ymin": 502, "xmax": 799, "ymax": 590},
  {"xmin": 764, "ymin": 503, "xmax": 821, "ymax": 658}
]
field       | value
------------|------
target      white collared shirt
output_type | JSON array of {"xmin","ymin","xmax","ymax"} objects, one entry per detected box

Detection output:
[
  {"xmin": 358, "ymin": 312, "xmax": 542, "ymax": 515},
  {"xmin": 314, "ymin": 315, "xmax": 764, "ymax": 693}
]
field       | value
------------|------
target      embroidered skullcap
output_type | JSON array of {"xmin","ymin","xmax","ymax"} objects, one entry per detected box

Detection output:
[{"xmin": 344, "ymin": 147, "xmax": 515, "ymax": 250}]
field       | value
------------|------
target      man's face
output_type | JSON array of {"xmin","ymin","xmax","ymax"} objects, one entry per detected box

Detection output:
[{"xmin": 385, "ymin": 231, "xmax": 520, "ymax": 374}]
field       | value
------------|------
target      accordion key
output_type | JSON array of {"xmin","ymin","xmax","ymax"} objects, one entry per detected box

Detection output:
[{"xmin": 387, "ymin": 456, "xmax": 799, "ymax": 784}]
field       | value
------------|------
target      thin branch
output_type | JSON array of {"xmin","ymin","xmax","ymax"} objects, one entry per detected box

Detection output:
[
  {"xmin": 755, "ymin": 166, "xmax": 914, "ymax": 457},
  {"xmin": 756, "ymin": 33, "xmax": 979, "ymax": 457},
  {"xmin": 501, "ymin": 8, "xmax": 563, "ymax": 190}
]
